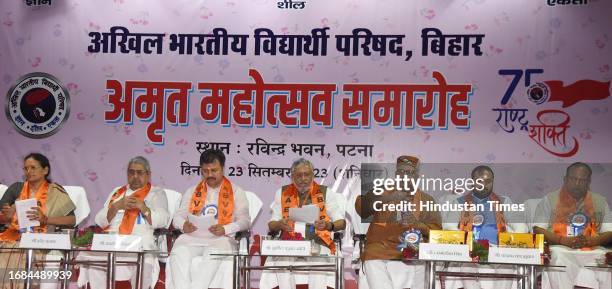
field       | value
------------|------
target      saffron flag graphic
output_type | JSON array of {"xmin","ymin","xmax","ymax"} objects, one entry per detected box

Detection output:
[{"xmin": 544, "ymin": 80, "xmax": 610, "ymax": 108}]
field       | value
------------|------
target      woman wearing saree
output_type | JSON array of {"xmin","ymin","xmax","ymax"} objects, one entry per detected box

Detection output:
[{"xmin": 0, "ymin": 153, "xmax": 76, "ymax": 289}]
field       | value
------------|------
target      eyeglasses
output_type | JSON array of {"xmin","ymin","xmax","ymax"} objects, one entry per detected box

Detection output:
[
  {"xmin": 127, "ymin": 169, "xmax": 148, "ymax": 176},
  {"xmin": 292, "ymin": 172, "xmax": 313, "ymax": 179}
]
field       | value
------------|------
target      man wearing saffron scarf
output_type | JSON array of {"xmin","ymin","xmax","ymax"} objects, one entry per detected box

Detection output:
[
  {"xmin": 79, "ymin": 156, "xmax": 169, "ymax": 289},
  {"xmin": 443, "ymin": 166, "xmax": 527, "ymax": 289},
  {"xmin": 168, "ymin": 149, "xmax": 250, "ymax": 289},
  {"xmin": 534, "ymin": 162, "xmax": 610, "ymax": 289},
  {"xmin": 356, "ymin": 156, "xmax": 441, "ymax": 289},
  {"xmin": 260, "ymin": 158, "xmax": 346, "ymax": 289}
]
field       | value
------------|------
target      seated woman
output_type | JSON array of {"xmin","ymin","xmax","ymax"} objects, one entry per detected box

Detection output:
[{"xmin": 0, "ymin": 152, "xmax": 76, "ymax": 289}]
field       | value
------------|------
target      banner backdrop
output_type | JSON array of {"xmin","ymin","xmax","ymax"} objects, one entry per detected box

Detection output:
[{"xmin": 1, "ymin": 0, "xmax": 611, "ymax": 266}]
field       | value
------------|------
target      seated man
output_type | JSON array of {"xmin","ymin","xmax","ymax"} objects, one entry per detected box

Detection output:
[
  {"xmin": 534, "ymin": 162, "xmax": 611, "ymax": 289},
  {"xmin": 356, "ymin": 156, "xmax": 441, "ymax": 289},
  {"xmin": 261, "ymin": 158, "xmax": 346, "ymax": 289},
  {"xmin": 167, "ymin": 149, "xmax": 250, "ymax": 289},
  {"xmin": 444, "ymin": 165, "xmax": 527, "ymax": 289},
  {"xmin": 80, "ymin": 156, "xmax": 169, "ymax": 289}
]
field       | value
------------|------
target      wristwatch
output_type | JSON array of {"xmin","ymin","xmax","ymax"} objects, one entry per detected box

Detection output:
[{"xmin": 142, "ymin": 207, "xmax": 151, "ymax": 218}]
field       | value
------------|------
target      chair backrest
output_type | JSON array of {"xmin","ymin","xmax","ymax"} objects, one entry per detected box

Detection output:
[
  {"xmin": 347, "ymin": 193, "xmax": 369, "ymax": 234},
  {"xmin": 244, "ymin": 191, "xmax": 263, "ymax": 224},
  {"xmin": 331, "ymin": 190, "xmax": 347, "ymax": 213},
  {"xmin": 524, "ymin": 198, "xmax": 542, "ymax": 232},
  {"xmin": 164, "ymin": 189, "xmax": 182, "ymax": 228},
  {"xmin": 63, "ymin": 186, "xmax": 91, "ymax": 226},
  {"xmin": 438, "ymin": 193, "xmax": 459, "ymax": 225},
  {"xmin": 602, "ymin": 212, "xmax": 612, "ymax": 232},
  {"xmin": 0, "ymin": 184, "xmax": 7, "ymax": 201}
]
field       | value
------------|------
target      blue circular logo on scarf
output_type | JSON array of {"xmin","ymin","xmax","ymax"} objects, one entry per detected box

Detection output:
[
  {"xmin": 203, "ymin": 204, "xmax": 218, "ymax": 218},
  {"xmin": 397, "ymin": 229, "xmax": 421, "ymax": 251},
  {"xmin": 472, "ymin": 214, "xmax": 485, "ymax": 227},
  {"xmin": 570, "ymin": 213, "xmax": 588, "ymax": 227}
]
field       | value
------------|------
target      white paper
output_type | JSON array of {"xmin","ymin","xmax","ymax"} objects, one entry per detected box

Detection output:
[
  {"xmin": 289, "ymin": 204, "xmax": 319, "ymax": 223},
  {"xmin": 91, "ymin": 234, "xmax": 143, "ymax": 252},
  {"xmin": 294, "ymin": 221, "xmax": 307, "ymax": 237},
  {"xmin": 261, "ymin": 240, "xmax": 312, "ymax": 256},
  {"xmin": 261, "ymin": 239, "xmax": 312, "ymax": 256},
  {"xmin": 187, "ymin": 214, "xmax": 217, "ymax": 239},
  {"xmin": 20, "ymin": 233, "xmax": 71, "ymax": 250},
  {"xmin": 418, "ymin": 243, "xmax": 471, "ymax": 261},
  {"xmin": 15, "ymin": 198, "xmax": 39, "ymax": 230},
  {"xmin": 488, "ymin": 247, "xmax": 541, "ymax": 265}
]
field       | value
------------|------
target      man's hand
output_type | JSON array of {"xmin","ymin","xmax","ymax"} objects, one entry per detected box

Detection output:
[
  {"xmin": 573, "ymin": 235, "xmax": 588, "ymax": 248},
  {"xmin": 314, "ymin": 220, "xmax": 329, "ymax": 231},
  {"xmin": 2, "ymin": 204, "xmax": 15, "ymax": 218},
  {"xmin": 280, "ymin": 218, "xmax": 293, "ymax": 232},
  {"xmin": 583, "ymin": 236, "xmax": 601, "ymax": 248},
  {"xmin": 183, "ymin": 221, "xmax": 197, "ymax": 234},
  {"xmin": 112, "ymin": 197, "xmax": 127, "ymax": 210},
  {"xmin": 126, "ymin": 196, "xmax": 145, "ymax": 211},
  {"xmin": 560, "ymin": 236, "xmax": 587, "ymax": 249},
  {"xmin": 209, "ymin": 224, "xmax": 225, "ymax": 236}
]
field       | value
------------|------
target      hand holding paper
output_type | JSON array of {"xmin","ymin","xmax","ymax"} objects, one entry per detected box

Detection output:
[
  {"xmin": 209, "ymin": 224, "xmax": 226, "ymax": 236},
  {"xmin": 186, "ymin": 214, "xmax": 217, "ymax": 239},
  {"xmin": 26, "ymin": 206, "xmax": 46, "ymax": 225},
  {"xmin": 288, "ymin": 204, "xmax": 319, "ymax": 223},
  {"xmin": 182, "ymin": 221, "xmax": 197, "ymax": 233},
  {"xmin": 15, "ymin": 198, "xmax": 39, "ymax": 230}
]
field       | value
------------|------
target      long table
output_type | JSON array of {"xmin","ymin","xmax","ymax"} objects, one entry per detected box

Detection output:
[
  {"xmin": 212, "ymin": 253, "xmax": 344, "ymax": 289},
  {"xmin": 0, "ymin": 247, "xmax": 153, "ymax": 289}
]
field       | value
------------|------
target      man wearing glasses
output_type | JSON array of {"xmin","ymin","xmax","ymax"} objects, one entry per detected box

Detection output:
[
  {"xmin": 261, "ymin": 158, "xmax": 346, "ymax": 289},
  {"xmin": 82, "ymin": 156, "xmax": 169, "ymax": 289},
  {"xmin": 534, "ymin": 162, "xmax": 611, "ymax": 289}
]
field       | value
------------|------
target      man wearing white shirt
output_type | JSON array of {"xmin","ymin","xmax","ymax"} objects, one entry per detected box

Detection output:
[
  {"xmin": 168, "ymin": 149, "xmax": 250, "ymax": 289},
  {"xmin": 533, "ymin": 163, "xmax": 611, "ymax": 289},
  {"xmin": 442, "ymin": 165, "xmax": 528, "ymax": 289},
  {"xmin": 82, "ymin": 156, "xmax": 169, "ymax": 289},
  {"xmin": 260, "ymin": 158, "xmax": 346, "ymax": 289}
]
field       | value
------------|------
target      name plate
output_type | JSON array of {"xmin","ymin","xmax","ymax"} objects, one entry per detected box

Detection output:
[
  {"xmin": 260, "ymin": 240, "xmax": 311, "ymax": 256},
  {"xmin": 488, "ymin": 247, "xmax": 541, "ymax": 265},
  {"xmin": 91, "ymin": 234, "xmax": 142, "ymax": 252},
  {"xmin": 19, "ymin": 233, "xmax": 71, "ymax": 250},
  {"xmin": 419, "ymin": 243, "xmax": 471, "ymax": 261}
]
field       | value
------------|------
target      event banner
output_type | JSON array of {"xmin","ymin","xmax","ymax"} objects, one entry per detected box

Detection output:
[{"xmin": 1, "ymin": 0, "xmax": 611, "ymax": 253}]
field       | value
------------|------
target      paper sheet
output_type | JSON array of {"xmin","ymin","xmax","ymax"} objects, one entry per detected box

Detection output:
[
  {"xmin": 187, "ymin": 214, "xmax": 217, "ymax": 239},
  {"xmin": 15, "ymin": 198, "xmax": 39, "ymax": 230},
  {"xmin": 289, "ymin": 204, "xmax": 319, "ymax": 223},
  {"xmin": 294, "ymin": 221, "xmax": 307, "ymax": 237}
]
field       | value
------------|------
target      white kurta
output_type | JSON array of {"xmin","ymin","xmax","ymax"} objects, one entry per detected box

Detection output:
[
  {"xmin": 259, "ymin": 186, "xmax": 346, "ymax": 289},
  {"xmin": 534, "ymin": 190, "xmax": 611, "ymax": 289},
  {"xmin": 166, "ymin": 181, "xmax": 250, "ymax": 289},
  {"xmin": 441, "ymin": 194, "xmax": 526, "ymax": 289},
  {"xmin": 77, "ymin": 185, "xmax": 169, "ymax": 289}
]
